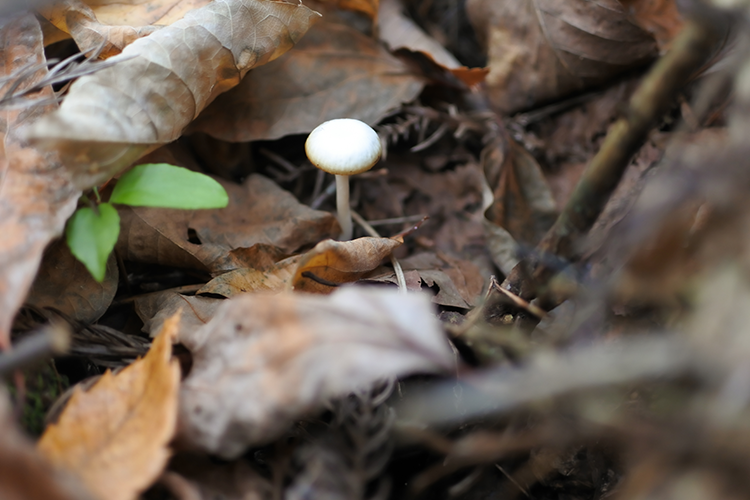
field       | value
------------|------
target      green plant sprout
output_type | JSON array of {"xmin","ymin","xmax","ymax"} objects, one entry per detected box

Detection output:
[{"xmin": 66, "ymin": 163, "xmax": 229, "ymax": 281}]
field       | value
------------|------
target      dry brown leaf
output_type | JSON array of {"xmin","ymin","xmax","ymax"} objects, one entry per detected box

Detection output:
[
  {"xmin": 187, "ymin": 17, "xmax": 423, "ymax": 141},
  {"xmin": 135, "ymin": 290, "xmax": 221, "ymax": 337},
  {"xmin": 116, "ymin": 175, "xmax": 338, "ymax": 273},
  {"xmin": 621, "ymin": 0, "xmax": 684, "ymax": 52},
  {"xmin": 177, "ymin": 286, "xmax": 455, "ymax": 458},
  {"xmin": 379, "ymin": 0, "xmax": 462, "ymax": 69},
  {"xmin": 0, "ymin": 14, "xmax": 80, "ymax": 348},
  {"xmin": 292, "ymin": 236, "xmax": 403, "ymax": 293},
  {"xmin": 85, "ymin": 0, "xmax": 211, "ymax": 29},
  {"xmin": 197, "ymin": 254, "xmax": 301, "ymax": 297},
  {"xmin": 467, "ymin": 0, "xmax": 658, "ymax": 113},
  {"xmin": 378, "ymin": 0, "xmax": 488, "ymax": 88},
  {"xmin": 201, "ymin": 236, "xmax": 402, "ymax": 296},
  {"xmin": 25, "ymin": 239, "xmax": 118, "ymax": 324},
  {"xmin": 367, "ymin": 251, "xmax": 484, "ymax": 308},
  {"xmin": 26, "ymin": 0, "xmax": 321, "ymax": 189},
  {"xmin": 361, "ymin": 158, "xmax": 487, "ymax": 257},
  {"xmin": 483, "ymin": 140, "xmax": 558, "ymax": 274},
  {"xmin": 39, "ymin": 0, "xmax": 160, "ymax": 57},
  {"xmin": 38, "ymin": 314, "xmax": 181, "ymax": 500}
]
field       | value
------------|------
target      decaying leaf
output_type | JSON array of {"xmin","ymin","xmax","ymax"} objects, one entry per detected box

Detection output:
[
  {"xmin": 378, "ymin": 0, "xmax": 488, "ymax": 87},
  {"xmin": 39, "ymin": 0, "xmax": 215, "ymax": 48},
  {"xmin": 26, "ymin": 0, "xmax": 321, "ymax": 189},
  {"xmin": 483, "ymin": 139, "xmax": 558, "ymax": 274},
  {"xmin": 25, "ymin": 239, "xmax": 118, "ymax": 324},
  {"xmin": 467, "ymin": 0, "xmax": 658, "ymax": 113},
  {"xmin": 198, "ymin": 235, "xmax": 402, "ymax": 296},
  {"xmin": 38, "ymin": 313, "xmax": 181, "ymax": 500},
  {"xmin": 621, "ymin": 0, "xmax": 684, "ymax": 52},
  {"xmin": 116, "ymin": 175, "xmax": 337, "ymax": 273},
  {"xmin": 187, "ymin": 18, "xmax": 423, "ymax": 141},
  {"xmin": 38, "ymin": 0, "xmax": 161, "ymax": 57},
  {"xmin": 0, "ymin": 14, "xmax": 80, "ymax": 348},
  {"xmin": 368, "ymin": 251, "xmax": 484, "ymax": 308},
  {"xmin": 135, "ymin": 290, "xmax": 221, "ymax": 337},
  {"xmin": 197, "ymin": 254, "xmax": 301, "ymax": 297},
  {"xmin": 292, "ymin": 236, "xmax": 403, "ymax": 293},
  {"xmin": 178, "ymin": 287, "xmax": 454, "ymax": 458}
]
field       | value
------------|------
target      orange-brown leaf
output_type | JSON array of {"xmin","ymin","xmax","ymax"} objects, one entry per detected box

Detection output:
[
  {"xmin": 38, "ymin": 314, "xmax": 181, "ymax": 500},
  {"xmin": 292, "ymin": 236, "xmax": 403, "ymax": 293}
]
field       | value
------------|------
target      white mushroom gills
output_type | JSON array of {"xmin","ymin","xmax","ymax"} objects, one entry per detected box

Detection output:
[{"xmin": 305, "ymin": 119, "xmax": 382, "ymax": 240}]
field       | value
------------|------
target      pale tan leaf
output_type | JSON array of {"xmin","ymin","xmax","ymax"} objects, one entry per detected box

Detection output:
[
  {"xmin": 0, "ymin": 14, "xmax": 80, "ymax": 348},
  {"xmin": 292, "ymin": 236, "xmax": 403, "ymax": 293},
  {"xmin": 467, "ymin": 0, "xmax": 658, "ymax": 113},
  {"xmin": 177, "ymin": 287, "xmax": 454, "ymax": 458},
  {"xmin": 26, "ymin": 0, "xmax": 321, "ymax": 189},
  {"xmin": 187, "ymin": 18, "xmax": 423, "ymax": 141},
  {"xmin": 116, "ymin": 175, "xmax": 337, "ymax": 273},
  {"xmin": 38, "ymin": 315, "xmax": 181, "ymax": 500}
]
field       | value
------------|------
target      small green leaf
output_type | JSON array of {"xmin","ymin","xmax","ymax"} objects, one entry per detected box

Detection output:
[
  {"xmin": 66, "ymin": 203, "xmax": 120, "ymax": 282},
  {"xmin": 110, "ymin": 163, "xmax": 229, "ymax": 209}
]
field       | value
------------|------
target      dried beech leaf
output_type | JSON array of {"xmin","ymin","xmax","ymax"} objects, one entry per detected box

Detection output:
[
  {"xmin": 26, "ymin": 0, "xmax": 321, "ymax": 188},
  {"xmin": 197, "ymin": 255, "xmax": 301, "ymax": 297},
  {"xmin": 292, "ymin": 236, "xmax": 403, "ymax": 293},
  {"xmin": 379, "ymin": 0, "xmax": 461, "ymax": 69},
  {"xmin": 0, "ymin": 14, "xmax": 80, "ymax": 348},
  {"xmin": 178, "ymin": 287, "xmax": 454, "ymax": 458},
  {"xmin": 116, "ymin": 175, "xmax": 337, "ymax": 273},
  {"xmin": 135, "ymin": 291, "xmax": 221, "ymax": 337},
  {"xmin": 467, "ymin": 0, "xmax": 658, "ymax": 113},
  {"xmin": 378, "ymin": 0, "xmax": 488, "ymax": 87},
  {"xmin": 49, "ymin": 0, "xmax": 215, "ymax": 33},
  {"xmin": 38, "ymin": 314, "xmax": 181, "ymax": 500},
  {"xmin": 25, "ymin": 239, "xmax": 118, "ymax": 324},
  {"xmin": 39, "ymin": 0, "xmax": 160, "ymax": 57},
  {"xmin": 187, "ymin": 18, "xmax": 423, "ymax": 141}
]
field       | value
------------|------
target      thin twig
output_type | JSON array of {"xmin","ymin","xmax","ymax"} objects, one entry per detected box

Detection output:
[{"xmin": 501, "ymin": 18, "xmax": 723, "ymax": 304}]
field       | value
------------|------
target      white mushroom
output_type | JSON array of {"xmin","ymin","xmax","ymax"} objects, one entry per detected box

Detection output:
[{"xmin": 305, "ymin": 118, "xmax": 382, "ymax": 240}]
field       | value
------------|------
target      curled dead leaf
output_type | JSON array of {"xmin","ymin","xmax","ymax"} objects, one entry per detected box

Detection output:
[
  {"xmin": 292, "ymin": 236, "xmax": 403, "ymax": 293},
  {"xmin": 468, "ymin": 0, "xmax": 658, "ymax": 113},
  {"xmin": 38, "ymin": 313, "xmax": 181, "ymax": 500},
  {"xmin": 178, "ymin": 287, "xmax": 454, "ymax": 458},
  {"xmin": 26, "ymin": 0, "xmax": 321, "ymax": 188}
]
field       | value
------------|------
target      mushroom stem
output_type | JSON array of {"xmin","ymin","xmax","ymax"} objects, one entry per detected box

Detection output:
[{"xmin": 335, "ymin": 174, "xmax": 353, "ymax": 240}]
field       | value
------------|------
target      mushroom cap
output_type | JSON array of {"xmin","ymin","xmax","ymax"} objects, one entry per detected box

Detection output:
[{"xmin": 305, "ymin": 118, "xmax": 382, "ymax": 175}]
